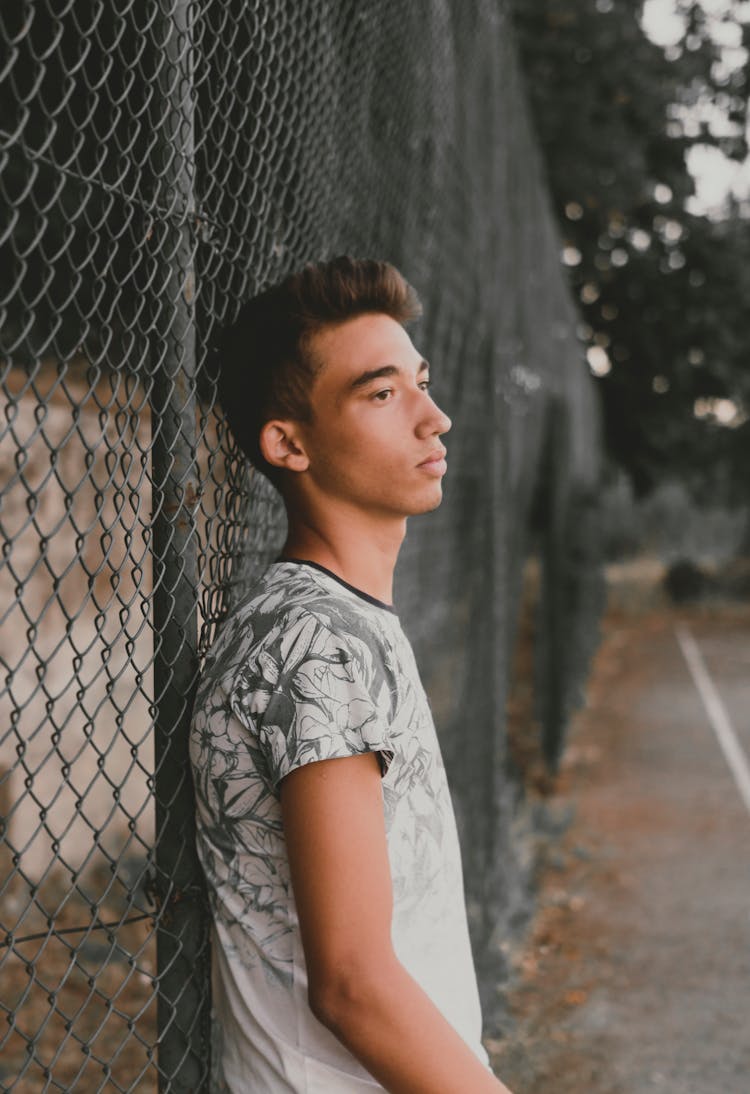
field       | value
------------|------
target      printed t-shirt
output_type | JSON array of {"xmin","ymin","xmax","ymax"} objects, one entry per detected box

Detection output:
[{"xmin": 189, "ymin": 559, "xmax": 491, "ymax": 1093}]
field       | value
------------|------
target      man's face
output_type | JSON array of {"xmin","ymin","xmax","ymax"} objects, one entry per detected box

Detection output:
[{"xmin": 292, "ymin": 312, "xmax": 452, "ymax": 519}]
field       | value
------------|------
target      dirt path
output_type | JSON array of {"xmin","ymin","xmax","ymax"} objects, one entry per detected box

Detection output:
[{"xmin": 490, "ymin": 596, "xmax": 750, "ymax": 1094}]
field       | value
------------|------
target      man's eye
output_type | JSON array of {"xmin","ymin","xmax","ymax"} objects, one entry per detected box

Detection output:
[
  {"xmin": 372, "ymin": 389, "xmax": 393, "ymax": 401},
  {"xmin": 419, "ymin": 379, "xmax": 432, "ymax": 391}
]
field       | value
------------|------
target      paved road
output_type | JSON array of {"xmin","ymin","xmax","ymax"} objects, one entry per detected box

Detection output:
[{"xmin": 491, "ymin": 602, "xmax": 750, "ymax": 1094}]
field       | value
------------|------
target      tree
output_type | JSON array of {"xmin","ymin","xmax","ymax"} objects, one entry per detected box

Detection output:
[{"xmin": 511, "ymin": 0, "xmax": 750, "ymax": 501}]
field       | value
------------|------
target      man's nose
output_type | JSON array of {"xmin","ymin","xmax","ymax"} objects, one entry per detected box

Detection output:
[
  {"xmin": 417, "ymin": 396, "xmax": 452, "ymax": 437},
  {"xmin": 434, "ymin": 406, "xmax": 452, "ymax": 435}
]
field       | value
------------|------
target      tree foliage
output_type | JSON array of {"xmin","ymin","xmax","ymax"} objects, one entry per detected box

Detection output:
[{"xmin": 511, "ymin": 0, "xmax": 750, "ymax": 500}]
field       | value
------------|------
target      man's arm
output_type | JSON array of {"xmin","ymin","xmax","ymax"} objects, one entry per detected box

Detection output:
[{"xmin": 280, "ymin": 752, "xmax": 514, "ymax": 1094}]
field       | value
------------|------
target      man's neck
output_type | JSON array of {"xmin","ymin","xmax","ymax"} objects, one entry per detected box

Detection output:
[{"xmin": 280, "ymin": 505, "xmax": 406, "ymax": 607}]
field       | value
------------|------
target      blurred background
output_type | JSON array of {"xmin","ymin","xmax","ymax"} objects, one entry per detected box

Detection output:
[{"xmin": 516, "ymin": 0, "xmax": 750, "ymax": 584}]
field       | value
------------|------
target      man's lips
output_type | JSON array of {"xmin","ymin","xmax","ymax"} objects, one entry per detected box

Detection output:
[
  {"xmin": 418, "ymin": 447, "xmax": 447, "ymax": 466},
  {"xmin": 417, "ymin": 448, "xmax": 448, "ymax": 475}
]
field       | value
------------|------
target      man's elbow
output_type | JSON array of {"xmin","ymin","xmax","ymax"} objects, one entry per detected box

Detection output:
[{"xmin": 308, "ymin": 955, "xmax": 398, "ymax": 1035}]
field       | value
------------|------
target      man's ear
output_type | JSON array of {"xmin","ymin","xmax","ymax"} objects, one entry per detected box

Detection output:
[{"xmin": 259, "ymin": 419, "xmax": 310, "ymax": 474}]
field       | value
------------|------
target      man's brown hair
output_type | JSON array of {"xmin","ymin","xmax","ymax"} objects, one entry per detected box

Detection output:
[{"xmin": 216, "ymin": 255, "xmax": 423, "ymax": 486}]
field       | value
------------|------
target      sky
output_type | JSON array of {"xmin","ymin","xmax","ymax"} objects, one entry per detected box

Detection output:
[{"xmin": 639, "ymin": 0, "xmax": 750, "ymax": 218}]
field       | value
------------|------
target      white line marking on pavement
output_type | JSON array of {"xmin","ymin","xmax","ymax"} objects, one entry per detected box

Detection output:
[{"xmin": 675, "ymin": 623, "xmax": 750, "ymax": 817}]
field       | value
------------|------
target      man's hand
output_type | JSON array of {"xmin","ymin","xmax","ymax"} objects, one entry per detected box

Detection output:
[{"xmin": 280, "ymin": 752, "xmax": 514, "ymax": 1094}]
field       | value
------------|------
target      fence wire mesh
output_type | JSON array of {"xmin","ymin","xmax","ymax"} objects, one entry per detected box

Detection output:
[{"xmin": 1, "ymin": 1, "xmax": 604, "ymax": 1089}]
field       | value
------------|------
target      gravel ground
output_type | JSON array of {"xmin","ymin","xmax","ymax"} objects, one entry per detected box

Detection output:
[{"xmin": 490, "ymin": 585, "xmax": 750, "ymax": 1094}]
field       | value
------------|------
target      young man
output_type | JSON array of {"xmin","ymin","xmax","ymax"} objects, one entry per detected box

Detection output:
[{"xmin": 189, "ymin": 256, "xmax": 515, "ymax": 1093}]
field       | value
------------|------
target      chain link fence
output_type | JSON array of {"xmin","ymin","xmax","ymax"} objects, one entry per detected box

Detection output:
[{"xmin": 1, "ymin": 1, "xmax": 604, "ymax": 1088}]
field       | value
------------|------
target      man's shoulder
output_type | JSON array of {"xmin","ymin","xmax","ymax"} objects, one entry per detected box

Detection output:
[
  {"xmin": 214, "ymin": 561, "xmax": 396, "ymax": 678},
  {"xmin": 237, "ymin": 560, "xmax": 386, "ymax": 633},
  {"xmin": 224, "ymin": 563, "xmax": 403, "ymax": 735}
]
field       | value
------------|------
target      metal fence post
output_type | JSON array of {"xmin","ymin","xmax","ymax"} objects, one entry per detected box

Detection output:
[{"xmin": 149, "ymin": 1, "xmax": 210, "ymax": 1088}]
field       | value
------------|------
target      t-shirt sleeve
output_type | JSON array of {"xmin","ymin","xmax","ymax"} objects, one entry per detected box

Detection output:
[{"xmin": 230, "ymin": 612, "xmax": 395, "ymax": 791}]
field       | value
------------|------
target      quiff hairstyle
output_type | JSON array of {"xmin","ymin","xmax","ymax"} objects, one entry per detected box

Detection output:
[{"xmin": 217, "ymin": 255, "xmax": 423, "ymax": 487}]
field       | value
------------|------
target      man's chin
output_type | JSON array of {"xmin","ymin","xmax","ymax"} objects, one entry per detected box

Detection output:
[{"xmin": 409, "ymin": 486, "xmax": 444, "ymax": 516}]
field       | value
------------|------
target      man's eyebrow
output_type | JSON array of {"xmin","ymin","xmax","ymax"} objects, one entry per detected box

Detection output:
[{"xmin": 349, "ymin": 358, "xmax": 430, "ymax": 391}]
